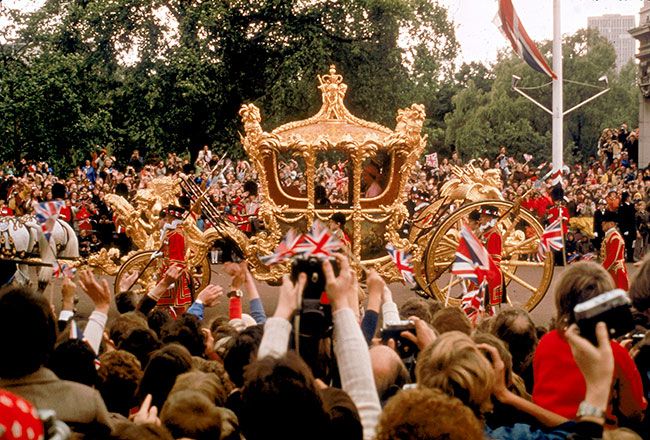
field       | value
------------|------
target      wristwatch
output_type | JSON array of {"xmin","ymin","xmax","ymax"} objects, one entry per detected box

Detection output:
[
  {"xmin": 576, "ymin": 401, "xmax": 606, "ymax": 419},
  {"xmin": 227, "ymin": 289, "xmax": 243, "ymax": 298}
]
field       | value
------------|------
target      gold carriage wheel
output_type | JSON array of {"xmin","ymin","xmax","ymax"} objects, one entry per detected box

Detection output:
[
  {"xmin": 418, "ymin": 200, "xmax": 553, "ymax": 312},
  {"xmin": 114, "ymin": 251, "xmax": 160, "ymax": 296},
  {"xmin": 193, "ymin": 256, "xmax": 212, "ymax": 294},
  {"xmin": 114, "ymin": 251, "xmax": 212, "ymax": 297}
]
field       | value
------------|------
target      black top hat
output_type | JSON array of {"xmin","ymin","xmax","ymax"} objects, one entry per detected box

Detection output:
[
  {"xmin": 330, "ymin": 212, "xmax": 346, "ymax": 226},
  {"xmin": 602, "ymin": 211, "xmax": 618, "ymax": 223},
  {"xmin": 164, "ymin": 205, "xmax": 186, "ymax": 220},
  {"xmin": 478, "ymin": 205, "xmax": 499, "ymax": 217}
]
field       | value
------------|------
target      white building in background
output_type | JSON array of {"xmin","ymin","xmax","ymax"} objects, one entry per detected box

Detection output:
[{"xmin": 588, "ymin": 14, "xmax": 636, "ymax": 72}]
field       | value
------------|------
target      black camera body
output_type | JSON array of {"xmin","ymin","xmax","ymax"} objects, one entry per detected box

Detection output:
[
  {"xmin": 291, "ymin": 256, "xmax": 336, "ymax": 339},
  {"xmin": 574, "ymin": 289, "xmax": 634, "ymax": 344},
  {"xmin": 381, "ymin": 320, "xmax": 418, "ymax": 359}
]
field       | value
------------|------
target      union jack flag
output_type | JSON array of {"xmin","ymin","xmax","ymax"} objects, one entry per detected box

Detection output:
[
  {"xmin": 537, "ymin": 219, "xmax": 564, "ymax": 261},
  {"xmin": 496, "ymin": 0, "xmax": 556, "ymax": 79},
  {"xmin": 386, "ymin": 244, "xmax": 416, "ymax": 287},
  {"xmin": 32, "ymin": 201, "xmax": 65, "ymax": 242},
  {"xmin": 260, "ymin": 229, "xmax": 302, "ymax": 265},
  {"xmin": 425, "ymin": 153, "xmax": 438, "ymax": 169},
  {"xmin": 451, "ymin": 225, "xmax": 490, "ymax": 284},
  {"xmin": 53, "ymin": 262, "xmax": 76, "ymax": 279},
  {"xmin": 461, "ymin": 281, "xmax": 494, "ymax": 323},
  {"xmin": 260, "ymin": 221, "xmax": 342, "ymax": 266},
  {"xmin": 293, "ymin": 221, "xmax": 342, "ymax": 258}
]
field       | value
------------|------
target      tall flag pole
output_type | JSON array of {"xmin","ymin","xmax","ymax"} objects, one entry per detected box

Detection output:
[
  {"xmin": 551, "ymin": 0, "xmax": 564, "ymax": 188},
  {"xmin": 497, "ymin": 0, "xmax": 563, "ymax": 186}
]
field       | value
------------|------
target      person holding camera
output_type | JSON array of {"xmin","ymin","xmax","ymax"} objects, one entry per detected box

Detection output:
[
  {"xmin": 254, "ymin": 253, "xmax": 381, "ymax": 440},
  {"xmin": 600, "ymin": 211, "xmax": 629, "ymax": 291},
  {"xmin": 532, "ymin": 262, "xmax": 645, "ymax": 425}
]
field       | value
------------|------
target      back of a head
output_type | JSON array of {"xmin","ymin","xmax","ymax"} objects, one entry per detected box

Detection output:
[
  {"xmin": 554, "ymin": 261, "xmax": 615, "ymax": 325},
  {"xmin": 148, "ymin": 308, "xmax": 172, "ymax": 338},
  {"xmin": 161, "ymin": 390, "xmax": 222, "ymax": 440},
  {"xmin": 369, "ymin": 345, "xmax": 410, "ymax": 403},
  {"xmin": 171, "ymin": 370, "xmax": 229, "ymax": 407},
  {"xmin": 399, "ymin": 298, "xmax": 433, "ymax": 324},
  {"xmin": 431, "ymin": 307, "xmax": 472, "ymax": 335},
  {"xmin": 109, "ymin": 312, "xmax": 148, "ymax": 347},
  {"xmin": 0, "ymin": 287, "xmax": 56, "ymax": 378},
  {"xmin": 48, "ymin": 339, "xmax": 99, "ymax": 387},
  {"xmin": 115, "ymin": 291, "xmax": 139, "ymax": 314},
  {"xmin": 138, "ymin": 344, "xmax": 193, "ymax": 410},
  {"xmin": 223, "ymin": 325, "xmax": 263, "ymax": 387},
  {"xmin": 491, "ymin": 308, "xmax": 538, "ymax": 374},
  {"xmin": 240, "ymin": 352, "xmax": 329, "ymax": 440},
  {"xmin": 118, "ymin": 327, "xmax": 161, "ymax": 368},
  {"xmin": 376, "ymin": 388, "xmax": 483, "ymax": 440},
  {"xmin": 472, "ymin": 332, "xmax": 513, "ymax": 387},
  {"xmin": 97, "ymin": 350, "xmax": 143, "ymax": 416},
  {"xmin": 160, "ymin": 314, "xmax": 204, "ymax": 357},
  {"xmin": 629, "ymin": 254, "xmax": 650, "ymax": 313},
  {"xmin": 415, "ymin": 331, "xmax": 494, "ymax": 416}
]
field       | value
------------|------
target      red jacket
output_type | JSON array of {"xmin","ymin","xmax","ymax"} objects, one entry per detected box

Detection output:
[
  {"xmin": 533, "ymin": 329, "xmax": 646, "ymax": 422},
  {"xmin": 547, "ymin": 205, "xmax": 570, "ymax": 234},
  {"xmin": 601, "ymin": 228, "xmax": 629, "ymax": 290},
  {"xmin": 157, "ymin": 226, "xmax": 192, "ymax": 311}
]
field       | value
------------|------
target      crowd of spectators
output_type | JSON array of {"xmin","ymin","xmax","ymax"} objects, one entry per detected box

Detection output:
[
  {"xmin": 0, "ymin": 128, "xmax": 649, "ymax": 438},
  {"xmin": 1, "ymin": 250, "xmax": 650, "ymax": 439}
]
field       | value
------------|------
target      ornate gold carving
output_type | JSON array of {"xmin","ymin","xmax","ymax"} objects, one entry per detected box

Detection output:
[
  {"xmin": 238, "ymin": 65, "xmax": 427, "ymax": 283},
  {"xmin": 439, "ymin": 161, "xmax": 504, "ymax": 203}
]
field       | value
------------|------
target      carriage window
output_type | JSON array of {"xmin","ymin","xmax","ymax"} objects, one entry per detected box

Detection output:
[
  {"xmin": 361, "ymin": 151, "xmax": 391, "ymax": 199},
  {"xmin": 315, "ymin": 150, "xmax": 352, "ymax": 208},
  {"xmin": 277, "ymin": 152, "xmax": 307, "ymax": 198}
]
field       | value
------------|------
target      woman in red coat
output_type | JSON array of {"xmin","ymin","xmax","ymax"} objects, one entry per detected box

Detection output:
[{"xmin": 532, "ymin": 262, "xmax": 645, "ymax": 426}]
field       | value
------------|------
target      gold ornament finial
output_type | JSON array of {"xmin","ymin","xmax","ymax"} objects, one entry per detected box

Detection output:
[{"xmin": 317, "ymin": 64, "xmax": 348, "ymax": 119}]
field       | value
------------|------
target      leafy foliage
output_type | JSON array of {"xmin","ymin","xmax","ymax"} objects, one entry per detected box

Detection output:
[
  {"xmin": 445, "ymin": 29, "xmax": 639, "ymax": 163},
  {"xmin": 0, "ymin": 0, "xmax": 458, "ymax": 170}
]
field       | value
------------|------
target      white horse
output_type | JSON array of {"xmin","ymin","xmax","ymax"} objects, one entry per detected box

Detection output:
[{"xmin": 0, "ymin": 216, "xmax": 79, "ymax": 288}]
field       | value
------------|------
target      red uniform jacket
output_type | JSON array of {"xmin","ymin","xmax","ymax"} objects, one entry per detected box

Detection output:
[
  {"xmin": 0, "ymin": 206, "xmax": 13, "ymax": 217},
  {"xmin": 157, "ymin": 225, "xmax": 192, "ymax": 312},
  {"xmin": 547, "ymin": 205, "xmax": 569, "ymax": 234},
  {"xmin": 481, "ymin": 228, "xmax": 504, "ymax": 306},
  {"xmin": 601, "ymin": 228, "xmax": 629, "ymax": 290}
]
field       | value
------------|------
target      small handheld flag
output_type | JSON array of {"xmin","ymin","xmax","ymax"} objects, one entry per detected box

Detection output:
[
  {"xmin": 386, "ymin": 244, "xmax": 416, "ymax": 287},
  {"xmin": 537, "ymin": 219, "xmax": 564, "ymax": 261},
  {"xmin": 32, "ymin": 201, "xmax": 65, "ymax": 242}
]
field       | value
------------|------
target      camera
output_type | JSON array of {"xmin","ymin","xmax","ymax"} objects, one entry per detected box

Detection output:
[
  {"xmin": 291, "ymin": 256, "xmax": 336, "ymax": 339},
  {"xmin": 381, "ymin": 320, "xmax": 418, "ymax": 359},
  {"xmin": 574, "ymin": 289, "xmax": 634, "ymax": 344}
]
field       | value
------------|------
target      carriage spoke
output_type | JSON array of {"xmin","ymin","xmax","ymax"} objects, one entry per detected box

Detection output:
[
  {"xmin": 502, "ymin": 268, "xmax": 537, "ymax": 293},
  {"xmin": 502, "ymin": 260, "xmax": 545, "ymax": 267}
]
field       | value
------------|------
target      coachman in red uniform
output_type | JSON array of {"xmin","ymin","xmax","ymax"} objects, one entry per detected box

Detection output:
[
  {"xmin": 478, "ymin": 205, "xmax": 506, "ymax": 306},
  {"xmin": 157, "ymin": 205, "xmax": 193, "ymax": 315},
  {"xmin": 600, "ymin": 211, "xmax": 629, "ymax": 290}
]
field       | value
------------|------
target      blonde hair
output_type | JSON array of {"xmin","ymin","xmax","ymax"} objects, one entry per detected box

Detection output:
[
  {"xmin": 554, "ymin": 262, "xmax": 615, "ymax": 326},
  {"xmin": 376, "ymin": 388, "xmax": 483, "ymax": 440},
  {"xmin": 415, "ymin": 331, "xmax": 494, "ymax": 415}
]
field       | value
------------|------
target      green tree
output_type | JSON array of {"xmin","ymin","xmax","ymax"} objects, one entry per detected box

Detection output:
[
  {"xmin": 444, "ymin": 28, "xmax": 637, "ymax": 163},
  {"xmin": 1, "ymin": 0, "xmax": 458, "ymax": 168}
]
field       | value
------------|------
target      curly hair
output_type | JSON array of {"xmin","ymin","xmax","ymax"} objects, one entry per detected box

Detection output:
[
  {"xmin": 376, "ymin": 387, "xmax": 483, "ymax": 440},
  {"xmin": 415, "ymin": 331, "xmax": 494, "ymax": 416},
  {"xmin": 97, "ymin": 350, "xmax": 143, "ymax": 416}
]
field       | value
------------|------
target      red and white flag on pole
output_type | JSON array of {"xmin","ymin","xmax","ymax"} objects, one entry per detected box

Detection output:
[{"xmin": 495, "ymin": 0, "xmax": 557, "ymax": 79}]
